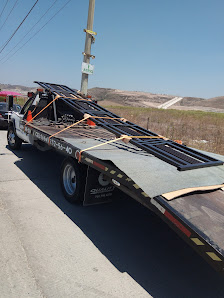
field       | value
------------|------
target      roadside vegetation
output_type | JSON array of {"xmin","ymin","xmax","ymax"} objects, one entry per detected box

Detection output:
[
  {"xmin": 16, "ymin": 97, "xmax": 27, "ymax": 106},
  {"xmin": 103, "ymin": 105, "xmax": 224, "ymax": 155},
  {"xmin": 1, "ymin": 95, "xmax": 223, "ymax": 155},
  {"xmin": 0, "ymin": 96, "xmax": 27, "ymax": 106}
]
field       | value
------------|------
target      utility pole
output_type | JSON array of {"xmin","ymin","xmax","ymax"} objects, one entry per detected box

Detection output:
[{"xmin": 80, "ymin": 0, "xmax": 96, "ymax": 95}]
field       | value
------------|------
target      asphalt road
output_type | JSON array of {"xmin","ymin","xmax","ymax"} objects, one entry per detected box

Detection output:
[{"xmin": 0, "ymin": 129, "xmax": 224, "ymax": 298}]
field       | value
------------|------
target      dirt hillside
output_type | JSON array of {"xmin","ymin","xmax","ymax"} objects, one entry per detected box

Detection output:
[
  {"xmin": 1, "ymin": 83, "xmax": 223, "ymax": 112},
  {"xmin": 89, "ymin": 87, "xmax": 224, "ymax": 112}
]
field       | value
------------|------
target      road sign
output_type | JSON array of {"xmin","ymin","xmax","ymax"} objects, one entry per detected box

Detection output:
[{"xmin": 82, "ymin": 62, "xmax": 94, "ymax": 75}]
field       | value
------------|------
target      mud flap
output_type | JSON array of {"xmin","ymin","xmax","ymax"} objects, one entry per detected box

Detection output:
[{"xmin": 83, "ymin": 166, "xmax": 118, "ymax": 206}]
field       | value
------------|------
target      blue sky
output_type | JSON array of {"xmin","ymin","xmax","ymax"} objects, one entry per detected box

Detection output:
[{"xmin": 0, "ymin": 0, "xmax": 223, "ymax": 98}]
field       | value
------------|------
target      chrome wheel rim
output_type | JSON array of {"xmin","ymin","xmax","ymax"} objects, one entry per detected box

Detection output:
[
  {"xmin": 63, "ymin": 164, "xmax": 76, "ymax": 195},
  {"xmin": 8, "ymin": 130, "xmax": 16, "ymax": 146}
]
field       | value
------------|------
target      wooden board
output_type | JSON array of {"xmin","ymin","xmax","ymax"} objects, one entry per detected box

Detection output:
[{"xmin": 163, "ymin": 184, "xmax": 224, "ymax": 200}]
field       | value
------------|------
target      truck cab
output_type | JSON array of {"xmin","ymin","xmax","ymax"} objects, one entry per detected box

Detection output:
[{"xmin": 8, "ymin": 90, "xmax": 45, "ymax": 147}]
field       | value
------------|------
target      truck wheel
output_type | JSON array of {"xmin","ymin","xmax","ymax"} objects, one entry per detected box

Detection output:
[
  {"xmin": 7, "ymin": 127, "xmax": 22, "ymax": 150},
  {"xmin": 60, "ymin": 157, "xmax": 86, "ymax": 204}
]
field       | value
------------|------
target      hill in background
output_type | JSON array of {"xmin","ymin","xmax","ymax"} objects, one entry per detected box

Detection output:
[
  {"xmin": 88, "ymin": 87, "xmax": 224, "ymax": 112},
  {"xmin": 0, "ymin": 83, "xmax": 36, "ymax": 96},
  {"xmin": 88, "ymin": 87, "xmax": 174, "ymax": 107},
  {"xmin": 0, "ymin": 83, "xmax": 223, "ymax": 112}
]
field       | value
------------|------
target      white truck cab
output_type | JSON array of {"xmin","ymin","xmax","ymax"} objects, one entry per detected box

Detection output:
[
  {"xmin": 11, "ymin": 96, "xmax": 36, "ymax": 143},
  {"xmin": 8, "ymin": 91, "xmax": 42, "ymax": 148}
]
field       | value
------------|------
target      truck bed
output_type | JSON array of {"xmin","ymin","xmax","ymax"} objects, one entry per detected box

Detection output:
[
  {"xmin": 24, "ymin": 121, "xmax": 224, "ymax": 275},
  {"xmin": 32, "ymin": 123, "xmax": 224, "ymax": 198},
  {"xmin": 20, "ymin": 80, "xmax": 224, "ymax": 276}
]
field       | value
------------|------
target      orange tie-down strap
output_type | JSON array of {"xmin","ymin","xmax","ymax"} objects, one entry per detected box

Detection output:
[
  {"xmin": 53, "ymin": 87, "xmax": 92, "ymax": 101},
  {"xmin": 162, "ymin": 184, "xmax": 224, "ymax": 200},
  {"xmin": 48, "ymin": 114, "xmax": 128, "ymax": 142},
  {"xmin": 24, "ymin": 95, "xmax": 61, "ymax": 128},
  {"xmin": 76, "ymin": 133, "xmax": 167, "ymax": 162},
  {"xmin": 55, "ymin": 92, "xmax": 92, "ymax": 101},
  {"xmin": 24, "ymin": 92, "xmax": 92, "ymax": 128},
  {"xmin": 44, "ymin": 113, "xmax": 166, "ymax": 161}
]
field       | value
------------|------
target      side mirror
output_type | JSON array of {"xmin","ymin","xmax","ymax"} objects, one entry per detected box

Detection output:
[{"xmin": 8, "ymin": 95, "xmax": 13, "ymax": 111}]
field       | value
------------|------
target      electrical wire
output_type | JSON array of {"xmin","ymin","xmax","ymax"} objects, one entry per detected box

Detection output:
[
  {"xmin": 1, "ymin": 0, "xmax": 72, "ymax": 64},
  {"xmin": 0, "ymin": 0, "xmax": 39, "ymax": 54},
  {"xmin": 0, "ymin": 0, "xmax": 9, "ymax": 19},
  {"xmin": 0, "ymin": 0, "xmax": 58, "ymax": 61},
  {"xmin": 0, "ymin": 0, "xmax": 19, "ymax": 32}
]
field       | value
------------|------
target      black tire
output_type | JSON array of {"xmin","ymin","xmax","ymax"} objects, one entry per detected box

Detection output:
[
  {"xmin": 7, "ymin": 127, "xmax": 22, "ymax": 150},
  {"xmin": 60, "ymin": 157, "xmax": 86, "ymax": 204}
]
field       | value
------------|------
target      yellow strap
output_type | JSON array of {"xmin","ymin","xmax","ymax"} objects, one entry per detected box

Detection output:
[
  {"xmin": 65, "ymin": 96, "xmax": 91, "ymax": 101},
  {"xmin": 78, "ymin": 136, "xmax": 125, "ymax": 162},
  {"xmin": 131, "ymin": 135, "xmax": 166, "ymax": 139},
  {"xmin": 89, "ymin": 116, "xmax": 122, "ymax": 120},
  {"xmin": 120, "ymin": 134, "xmax": 167, "ymax": 143},
  {"xmin": 55, "ymin": 92, "xmax": 92, "ymax": 102}
]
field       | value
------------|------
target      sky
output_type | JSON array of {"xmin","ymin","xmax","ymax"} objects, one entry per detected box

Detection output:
[{"xmin": 0, "ymin": 0, "xmax": 223, "ymax": 98}]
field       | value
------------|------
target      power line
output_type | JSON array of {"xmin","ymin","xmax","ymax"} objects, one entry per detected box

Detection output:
[
  {"xmin": 1, "ymin": 0, "xmax": 72, "ymax": 64},
  {"xmin": 0, "ymin": 0, "xmax": 39, "ymax": 54},
  {"xmin": 0, "ymin": 0, "xmax": 39, "ymax": 51},
  {"xmin": 0, "ymin": 0, "xmax": 19, "ymax": 32},
  {"xmin": 0, "ymin": 0, "xmax": 9, "ymax": 19},
  {"xmin": 0, "ymin": 0, "xmax": 58, "ymax": 61}
]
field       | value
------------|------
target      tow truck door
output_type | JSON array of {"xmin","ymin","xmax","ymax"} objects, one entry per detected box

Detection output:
[{"xmin": 13, "ymin": 97, "xmax": 35, "ymax": 142}]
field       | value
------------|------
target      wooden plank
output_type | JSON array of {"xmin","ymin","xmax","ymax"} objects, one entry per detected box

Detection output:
[{"xmin": 163, "ymin": 184, "xmax": 224, "ymax": 200}]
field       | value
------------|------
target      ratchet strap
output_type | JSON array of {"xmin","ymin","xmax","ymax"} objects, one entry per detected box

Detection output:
[
  {"xmin": 48, "ymin": 115, "xmax": 91, "ymax": 143},
  {"xmin": 48, "ymin": 114, "xmax": 126, "ymax": 142},
  {"xmin": 24, "ymin": 92, "xmax": 92, "ymax": 129},
  {"xmin": 77, "ymin": 134, "xmax": 167, "ymax": 162},
  {"xmin": 54, "ymin": 92, "xmax": 92, "ymax": 102},
  {"xmin": 24, "ymin": 95, "xmax": 61, "ymax": 128}
]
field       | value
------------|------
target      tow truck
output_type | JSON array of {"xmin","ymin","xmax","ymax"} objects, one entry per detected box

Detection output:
[{"xmin": 7, "ymin": 81, "xmax": 224, "ymax": 277}]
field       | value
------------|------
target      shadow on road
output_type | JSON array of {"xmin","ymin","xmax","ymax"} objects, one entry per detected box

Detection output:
[{"xmin": 10, "ymin": 144, "xmax": 224, "ymax": 298}]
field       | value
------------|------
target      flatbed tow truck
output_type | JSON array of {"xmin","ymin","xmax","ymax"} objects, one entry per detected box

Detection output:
[{"xmin": 7, "ymin": 81, "xmax": 224, "ymax": 277}]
